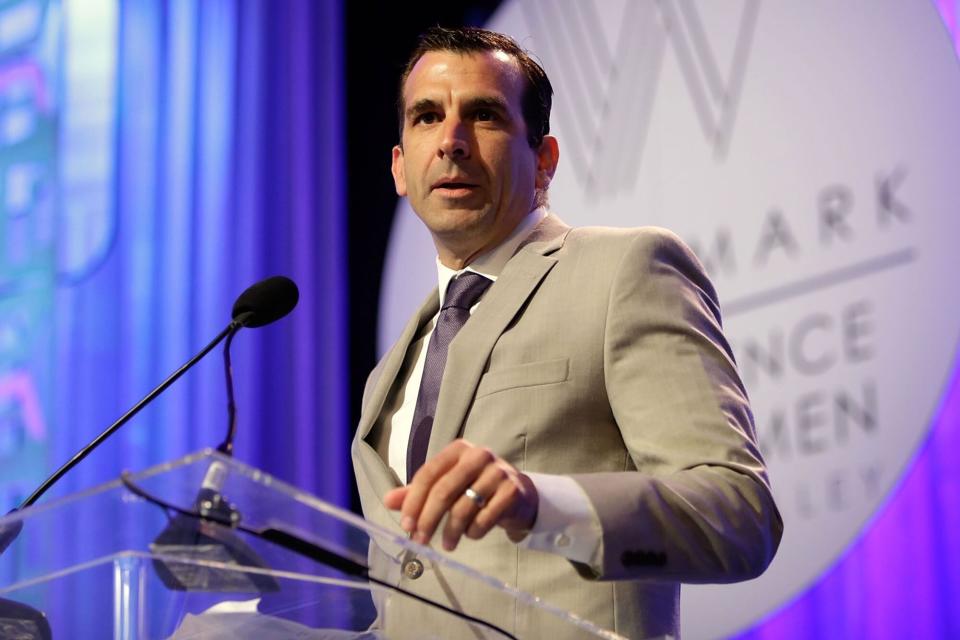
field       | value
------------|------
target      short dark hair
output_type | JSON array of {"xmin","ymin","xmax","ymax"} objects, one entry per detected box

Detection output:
[{"xmin": 397, "ymin": 26, "xmax": 553, "ymax": 149}]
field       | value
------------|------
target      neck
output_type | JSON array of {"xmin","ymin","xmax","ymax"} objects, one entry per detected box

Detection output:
[
  {"xmin": 437, "ymin": 246, "xmax": 482, "ymax": 270},
  {"xmin": 434, "ymin": 217, "xmax": 531, "ymax": 270}
]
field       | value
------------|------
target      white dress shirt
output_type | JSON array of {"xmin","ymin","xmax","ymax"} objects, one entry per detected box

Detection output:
[{"xmin": 386, "ymin": 207, "xmax": 603, "ymax": 567}]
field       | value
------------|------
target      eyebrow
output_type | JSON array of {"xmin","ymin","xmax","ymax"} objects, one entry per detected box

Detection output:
[
  {"xmin": 462, "ymin": 96, "xmax": 509, "ymax": 113},
  {"xmin": 405, "ymin": 96, "xmax": 511, "ymax": 121},
  {"xmin": 406, "ymin": 98, "xmax": 440, "ymax": 121}
]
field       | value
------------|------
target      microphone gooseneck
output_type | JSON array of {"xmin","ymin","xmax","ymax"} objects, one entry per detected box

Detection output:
[
  {"xmin": 217, "ymin": 325, "xmax": 242, "ymax": 457},
  {"xmin": 217, "ymin": 275, "xmax": 299, "ymax": 456}
]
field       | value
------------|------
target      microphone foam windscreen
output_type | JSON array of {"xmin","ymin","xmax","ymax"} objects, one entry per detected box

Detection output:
[{"xmin": 231, "ymin": 276, "xmax": 299, "ymax": 328}]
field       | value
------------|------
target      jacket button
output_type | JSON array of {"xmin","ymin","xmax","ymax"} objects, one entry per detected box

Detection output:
[{"xmin": 402, "ymin": 558, "xmax": 424, "ymax": 579}]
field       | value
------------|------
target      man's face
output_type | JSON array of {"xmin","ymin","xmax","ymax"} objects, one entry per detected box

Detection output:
[{"xmin": 392, "ymin": 50, "xmax": 557, "ymax": 267}]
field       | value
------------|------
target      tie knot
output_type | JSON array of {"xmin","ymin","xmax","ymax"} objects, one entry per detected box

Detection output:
[{"xmin": 443, "ymin": 272, "xmax": 492, "ymax": 310}]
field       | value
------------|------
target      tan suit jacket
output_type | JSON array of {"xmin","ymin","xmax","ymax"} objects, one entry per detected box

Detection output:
[{"xmin": 352, "ymin": 214, "xmax": 782, "ymax": 639}]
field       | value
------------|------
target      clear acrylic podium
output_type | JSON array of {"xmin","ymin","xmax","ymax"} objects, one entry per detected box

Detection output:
[{"xmin": 0, "ymin": 450, "xmax": 623, "ymax": 639}]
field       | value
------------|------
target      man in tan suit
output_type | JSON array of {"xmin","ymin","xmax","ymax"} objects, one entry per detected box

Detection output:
[{"xmin": 351, "ymin": 27, "xmax": 782, "ymax": 639}]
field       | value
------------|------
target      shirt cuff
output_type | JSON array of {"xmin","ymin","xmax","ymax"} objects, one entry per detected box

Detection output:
[{"xmin": 517, "ymin": 473, "xmax": 603, "ymax": 567}]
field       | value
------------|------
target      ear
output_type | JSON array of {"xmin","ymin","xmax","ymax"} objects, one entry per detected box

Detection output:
[
  {"xmin": 391, "ymin": 145, "xmax": 407, "ymax": 197},
  {"xmin": 534, "ymin": 135, "xmax": 559, "ymax": 191}
]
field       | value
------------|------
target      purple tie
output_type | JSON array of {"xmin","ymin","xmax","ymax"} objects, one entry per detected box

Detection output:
[{"xmin": 407, "ymin": 272, "xmax": 493, "ymax": 482}]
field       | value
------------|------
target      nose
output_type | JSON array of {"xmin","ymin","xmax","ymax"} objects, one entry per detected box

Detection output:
[{"xmin": 437, "ymin": 117, "xmax": 470, "ymax": 159}]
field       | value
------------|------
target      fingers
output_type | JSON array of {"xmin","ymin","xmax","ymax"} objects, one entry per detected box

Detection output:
[
  {"xmin": 394, "ymin": 440, "xmax": 467, "ymax": 537},
  {"xmin": 406, "ymin": 442, "xmax": 495, "ymax": 544},
  {"xmin": 381, "ymin": 439, "xmax": 537, "ymax": 551},
  {"xmin": 464, "ymin": 473, "xmax": 520, "ymax": 541},
  {"xmin": 441, "ymin": 462, "xmax": 505, "ymax": 550},
  {"xmin": 383, "ymin": 486, "xmax": 407, "ymax": 510}
]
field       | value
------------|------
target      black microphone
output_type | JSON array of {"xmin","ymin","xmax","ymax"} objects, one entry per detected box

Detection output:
[
  {"xmin": 231, "ymin": 275, "xmax": 299, "ymax": 328},
  {"xmin": 0, "ymin": 276, "xmax": 299, "ymax": 556}
]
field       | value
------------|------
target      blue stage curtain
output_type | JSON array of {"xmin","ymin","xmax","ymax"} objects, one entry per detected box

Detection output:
[{"xmin": 50, "ymin": 0, "xmax": 348, "ymax": 508}]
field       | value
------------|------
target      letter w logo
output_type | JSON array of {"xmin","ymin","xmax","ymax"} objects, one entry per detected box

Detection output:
[{"xmin": 520, "ymin": 0, "xmax": 760, "ymax": 197}]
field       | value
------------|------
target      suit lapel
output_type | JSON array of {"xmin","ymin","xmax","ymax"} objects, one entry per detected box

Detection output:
[
  {"xmin": 355, "ymin": 289, "xmax": 439, "ymax": 505},
  {"xmin": 357, "ymin": 288, "xmax": 439, "ymax": 441},
  {"xmin": 426, "ymin": 215, "xmax": 571, "ymax": 459}
]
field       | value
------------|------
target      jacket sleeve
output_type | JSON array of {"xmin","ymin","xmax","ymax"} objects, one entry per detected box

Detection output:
[{"xmin": 570, "ymin": 228, "xmax": 783, "ymax": 583}]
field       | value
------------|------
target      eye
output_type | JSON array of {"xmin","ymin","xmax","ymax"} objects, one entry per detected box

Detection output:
[
  {"xmin": 413, "ymin": 111, "xmax": 440, "ymax": 125},
  {"xmin": 475, "ymin": 108, "xmax": 498, "ymax": 122}
]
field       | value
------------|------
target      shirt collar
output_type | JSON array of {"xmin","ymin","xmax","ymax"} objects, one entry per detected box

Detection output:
[{"xmin": 436, "ymin": 207, "xmax": 547, "ymax": 307}]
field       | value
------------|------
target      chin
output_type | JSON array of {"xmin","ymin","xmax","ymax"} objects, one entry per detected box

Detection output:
[{"xmin": 424, "ymin": 208, "xmax": 492, "ymax": 237}]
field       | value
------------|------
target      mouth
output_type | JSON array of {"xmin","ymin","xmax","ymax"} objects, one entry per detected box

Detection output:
[{"xmin": 432, "ymin": 181, "xmax": 480, "ymax": 198}]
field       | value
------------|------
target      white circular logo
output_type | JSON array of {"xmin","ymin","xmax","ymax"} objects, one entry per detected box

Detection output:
[{"xmin": 380, "ymin": 2, "xmax": 960, "ymax": 637}]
